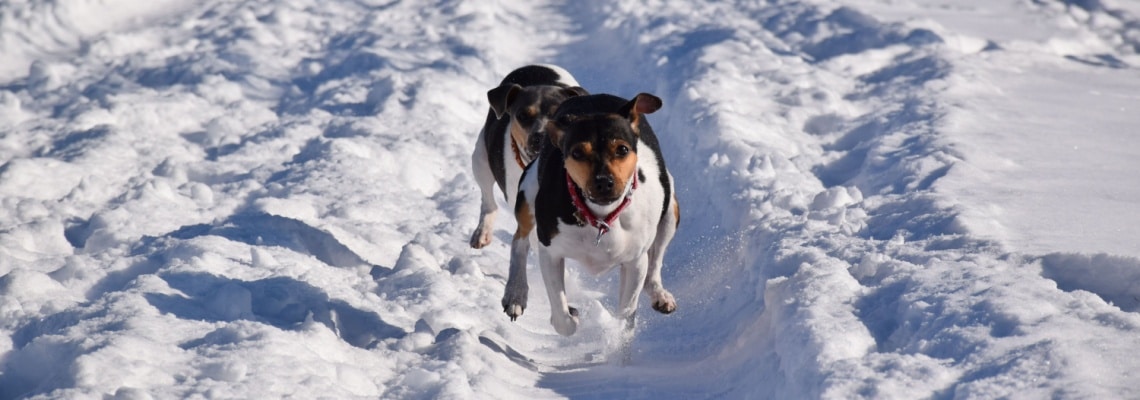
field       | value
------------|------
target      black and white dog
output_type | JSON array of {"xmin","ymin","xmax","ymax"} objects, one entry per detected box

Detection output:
[
  {"xmin": 503, "ymin": 92, "xmax": 679, "ymax": 336},
  {"xmin": 470, "ymin": 65, "xmax": 587, "ymax": 249}
]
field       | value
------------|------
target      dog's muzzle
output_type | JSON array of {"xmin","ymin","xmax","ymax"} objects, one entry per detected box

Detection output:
[
  {"xmin": 592, "ymin": 175, "xmax": 616, "ymax": 200},
  {"xmin": 526, "ymin": 130, "xmax": 545, "ymax": 159}
]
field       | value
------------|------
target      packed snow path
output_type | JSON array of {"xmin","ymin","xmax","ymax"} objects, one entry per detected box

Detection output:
[{"xmin": 1, "ymin": 0, "xmax": 1139, "ymax": 398}]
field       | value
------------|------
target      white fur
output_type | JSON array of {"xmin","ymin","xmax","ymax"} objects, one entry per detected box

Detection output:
[
  {"xmin": 469, "ymin": 126, "xmax": 499, "ymax": 248},
  {"xmin": 534, "ymin": 64, "xmax": 580, "ymax": 87}
]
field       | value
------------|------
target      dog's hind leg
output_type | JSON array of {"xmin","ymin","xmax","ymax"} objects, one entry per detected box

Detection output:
[
  {"xmin": 645, "ymin": 195, "xmax": 678, "ymax": 314},
  {"xmin": 470, "ymin": 128, "xmax": 497, "ymax": 249},
  {"xmin": 539, "ymin": 250, "xmax": 579, "ymax": 336}
]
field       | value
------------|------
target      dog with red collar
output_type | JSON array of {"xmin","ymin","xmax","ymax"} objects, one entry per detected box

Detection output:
[
  {"xmin": 470, "ymin": 65, "xmax": 587, "ymax": 249},
  {"xmin": 504, "ymin": 92, "xmax": 679, "ymax": 336}
]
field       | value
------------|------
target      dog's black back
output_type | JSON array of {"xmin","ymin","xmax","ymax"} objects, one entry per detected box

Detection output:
[{"xmin": 499, "ymin": 65, "xmax": 565, "ymax": 87}]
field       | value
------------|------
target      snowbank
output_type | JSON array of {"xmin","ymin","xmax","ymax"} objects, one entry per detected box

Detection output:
[{"xmin": 1, "ymin": 0, "xmax": 1138, "ymax": 398}]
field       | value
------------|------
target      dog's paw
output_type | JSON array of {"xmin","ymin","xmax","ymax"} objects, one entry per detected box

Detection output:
[
  {"xmin": 623, "ymin": 311, "xmax": 637, "ymax": 331},
  {"xmin": 550, "ymin": 307, "xmax": 580, "ymax": 336},
  {"xmin": 501, "ymin": 292, "xmax": 527, "ymax": 321},
  {"xmin": 504, "ymin": 304, "xmax": 524, "ymax": 321},
  {"xmin": 651, "ymin": 290, "xmax": 676, "ymax": 314},
  {"xmin": 469, "ymin": 228, "xmax": 492, "ymax": 249}
]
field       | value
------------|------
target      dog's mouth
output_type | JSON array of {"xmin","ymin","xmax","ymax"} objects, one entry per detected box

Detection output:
[
  {"xmin": 568, "ymin": 177, "xmax": 619, "ymax": 206},
  {"xmin": 520, "ymin": 146, "xmax": 538, "ymax": 163},
  {"xmin": 582, "ymin": 187, "xmax": 623, "ymax": 205},
  {"xmin": 585, "ymin": 193, "xmax": 620, "ymax": 206},
  {"xmin": 576, "ymin": 175, "xmax": 635, "ymax": 206},
  {"xmin": 525, "ymin": 132, "xmax": 545, "ymax": 158}
]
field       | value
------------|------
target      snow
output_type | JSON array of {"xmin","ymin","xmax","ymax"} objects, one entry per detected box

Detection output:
[
  {"xmin": 1, "ymin": 0, "xmax": 1139, "ymax": 398},
  {"xmin": 940, "ymin": 52, "xmax": 1140, "ymax": 257}
]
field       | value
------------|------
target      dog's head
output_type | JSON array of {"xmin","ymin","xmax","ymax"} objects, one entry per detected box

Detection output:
[
  {"xmin": 546, "ymin": 93, "xmax": 662, "ymax": 205},
  {"xmin": 488, "ymin": 84, "xmax": 588, "ymax": 163}
]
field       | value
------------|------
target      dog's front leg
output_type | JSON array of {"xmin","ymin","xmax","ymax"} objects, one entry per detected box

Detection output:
[
  {"xmin": 538, "ymin": 249, "xmax": 579, "ymax": 336},
  {"xmin": 469, "ymin": 129, "xmax": 497, "ymax": 249},
  {"xmin": 618, "ymin": 256, "xmax": 649, "ymax": 324},
  {"xmin": 645, "ymin": 199, "xmax": 678, "ymax": 314},
  {"xmin": 501, "ymin": 233, "xmax": 530, "ymax": 320}
]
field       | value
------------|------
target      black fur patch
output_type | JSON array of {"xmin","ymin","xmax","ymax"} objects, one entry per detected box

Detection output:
[
  {"xmin": 500, "ymin": 65, "xmax": 566, "ymax": 87},
  {"xmin": 533, "ymin": 146, "xmax": 575, "ymax": 246}
]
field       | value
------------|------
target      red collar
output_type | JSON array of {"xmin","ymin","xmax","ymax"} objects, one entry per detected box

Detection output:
[
  {"xmin": 565, "ymin": 171, "xmax": 638, "ymax": 245},
  {"xmin": 509, "ymin": 136, "xmax": 526, "ymax": 168}
]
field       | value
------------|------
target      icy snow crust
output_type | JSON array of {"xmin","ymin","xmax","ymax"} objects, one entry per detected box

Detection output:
[{"xmin": 2, "ymin": 0, "xmax": 1139, "ymax": 398}]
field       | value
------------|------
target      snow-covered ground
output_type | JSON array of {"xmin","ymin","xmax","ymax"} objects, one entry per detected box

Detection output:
[{"xmin": 2, "ymin": 0, "xmax": 1139, "ymax": 398}]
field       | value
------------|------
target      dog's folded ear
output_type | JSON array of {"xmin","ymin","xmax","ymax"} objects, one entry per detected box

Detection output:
[
  {"xmin": 562, "ymin": 86, "xmax": 589, "ymax": 98},
  {"xmin": 488, "ymin": 84, "xmax": 522, "ymax": 119},
  {"xmin": 620, "ymin": 93, "xmax": 662, "ymax": 134}
]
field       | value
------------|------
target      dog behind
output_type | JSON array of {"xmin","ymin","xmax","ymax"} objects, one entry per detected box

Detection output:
[{"xmin": 470, "ymin": 65, "xmax": 586, "ymax": 249}]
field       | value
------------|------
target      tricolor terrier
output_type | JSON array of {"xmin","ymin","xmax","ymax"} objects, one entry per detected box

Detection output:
[
  {"xmin": 470, "ymin": 64, "xmax": 587, "ymax": 249},
  {"xmin": 503, "ymin": 92, "xmax": 679, "ymax": 336}
]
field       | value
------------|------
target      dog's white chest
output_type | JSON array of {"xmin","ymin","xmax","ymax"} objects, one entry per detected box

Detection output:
[{"xmin": 550, "ymin": 197, "xmax": 658, "ymax": 275}]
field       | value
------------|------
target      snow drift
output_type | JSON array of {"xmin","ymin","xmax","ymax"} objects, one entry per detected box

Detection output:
[{"xmin": 1, "ymin": 0, "xmax": 1139, "ymax": 398}]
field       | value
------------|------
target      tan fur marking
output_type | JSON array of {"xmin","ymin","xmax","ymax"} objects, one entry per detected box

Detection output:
[
  {"xmin": 606, "ymin": 140, "xmax": 638, "ymax": 197},
  {"xmin": 673, "ymin": 198, "xmax": 681, "ymax": 228},
  {"xmin": 565, "ymin": 143, "xmax": 593, "ymax": 193},
  {"xmin": 509, "ymin": 118, "xmax": 529, "ymax": 161},
  {"xmin": 565, "ymin": 159, "xmax": 592, "ymax": 195},
  {"xmin": 576, "ymin": 142, "xmax": 594, "ymax": 156},
  {"xmin": 514, "ymin": 197, "xmax": 534, "ymax": 239}
]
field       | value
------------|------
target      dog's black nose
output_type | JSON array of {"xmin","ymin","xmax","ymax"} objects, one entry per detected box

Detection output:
[
  {"xmin": 594, "ymin": 175, "xmax": 614, "ymax": 193},
  {"xmin": 529, "ymin": 132, "xmax": 543, "ymax": 147}
]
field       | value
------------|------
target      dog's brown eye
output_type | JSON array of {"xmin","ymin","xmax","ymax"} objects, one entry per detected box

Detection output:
[
  {"xmin": 570, "ymin": 148, "xmax": 585, "ymax": 160},
  {"xmin": 616, "ymin": 145, "xmax": 629, "ymax": 157}
]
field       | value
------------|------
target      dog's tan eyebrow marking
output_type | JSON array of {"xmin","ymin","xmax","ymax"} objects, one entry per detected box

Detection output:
[
  {"xmin": 572, "ymin": 142, "xmax": 593, "ymax": 156},
  {"xmin": 607, "ymin": 139, "xmax": 632, "ymax": 154}
]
